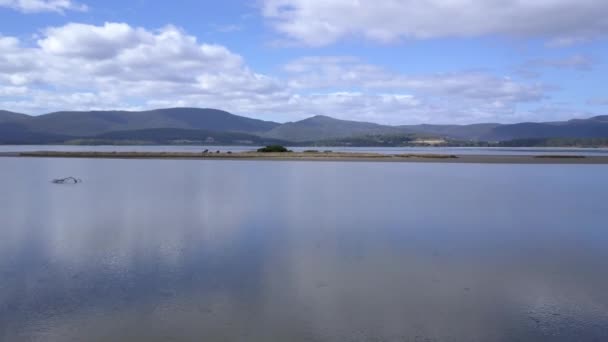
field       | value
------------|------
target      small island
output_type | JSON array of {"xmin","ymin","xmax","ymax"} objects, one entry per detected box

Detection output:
[{"xmin": 4, "ymin": 149, "xmax": 608, "ymax": 164}]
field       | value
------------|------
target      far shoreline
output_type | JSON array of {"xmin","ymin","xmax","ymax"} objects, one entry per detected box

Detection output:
[{"xmin": 2, "ymin": 151, "xmax": 608, "ymax": 164}]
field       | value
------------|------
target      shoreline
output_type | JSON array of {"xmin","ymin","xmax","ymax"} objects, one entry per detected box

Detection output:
[{"xmin": 2, "ymin": 151, "xmax": 608, "ymax": 164}]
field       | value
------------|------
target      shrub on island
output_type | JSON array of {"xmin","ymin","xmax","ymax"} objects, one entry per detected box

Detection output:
[{"xmin": 257, "ymin": 145, "xmax": 291, "ymax": 153}]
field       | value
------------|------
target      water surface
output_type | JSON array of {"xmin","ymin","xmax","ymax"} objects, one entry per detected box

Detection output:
[{"xmin": 1, "ymin": 158, "xmax": 607, "ymax": 341}]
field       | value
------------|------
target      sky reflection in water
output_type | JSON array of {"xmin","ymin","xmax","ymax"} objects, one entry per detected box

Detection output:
[{"xmin": 1, "ymin": 158, "xmax": 607, "ymax": 341}]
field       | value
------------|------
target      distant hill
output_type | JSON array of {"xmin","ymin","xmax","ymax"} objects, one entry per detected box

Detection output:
[
  {"xmin": 24, "ymin": 108, "xmax": 280, "ymax": 136},
  {"xmin": 0, "ymin": 110, "xmax": 29, "ymax": 123},
  {"xmin": 0, "ymin": 122, "xmax": 73, "ymax": 144},
  {"xmin": 400, "ymin": 123, "xmax": 501, "ymax": 141},
  {"xmin": 263, "ymin": 115, "xmax": 405, "ymax": 142},
  {"xmin": 480, "ymin": 116, "xmax": 608, "ymax": 141},
  {"xmin": 1, "ymin": 107, "xmax": 608, "ymax": 146},
  {"xmin": 497, "ymin": 137, "xmax": 608, "ymax": 147},
  {"xmin": 263, "ymin": 114, "xmax": 600, "ymax": 143},
  {"xmin": 397, "ymin": 116, "xmax": 608, "ymax": 142},
  {"xmin": 305, "ymin": 133, "xmax": 427, "ymax": 147},
  {"xmin": 79, "ymin": 128, "xmax": 289, "ymax": 146},
  {"xmin": 1, "ymin": 110, "xmax": 70, "ymax": 144}
]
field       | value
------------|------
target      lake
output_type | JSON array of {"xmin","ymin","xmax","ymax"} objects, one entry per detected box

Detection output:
[{"xmin": 1, "ymin": 157, "xmax": 608, "ymax": 341}]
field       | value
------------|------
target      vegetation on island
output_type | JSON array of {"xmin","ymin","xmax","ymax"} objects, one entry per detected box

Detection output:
[
  {"xmin": 257, "ymin": 145, "xmax": 291, "ymax": 153},
  {"xmin": 16, "ymin": 150, "xmax": 607, "ymax": 164}
]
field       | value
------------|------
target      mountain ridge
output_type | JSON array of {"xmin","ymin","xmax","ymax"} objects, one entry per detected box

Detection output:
[
  {"xmin": 2, "ymin": 108, "xmax": 280, "ymax": 137},
  {"xmin": 1, "ymin": 107, "xmax": 607, "ymax": 145},
  {"xmin": 0, "ymin": 110, "xmax": 30, "ymax": 123},
  {"xmin": 262, "ymin": 114, "xmax": 406, "ymax": 142}
]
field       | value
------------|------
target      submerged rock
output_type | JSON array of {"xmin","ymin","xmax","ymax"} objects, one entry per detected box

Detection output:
[{"xmin": 52, "ymin": 177, "xmax": 82, "ymax": 184}]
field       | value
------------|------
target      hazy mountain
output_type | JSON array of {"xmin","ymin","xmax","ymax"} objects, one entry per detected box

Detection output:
[
  {"xmin": 1, "ymin": 110, "xmax": 70, "ymax": 144},
  {"xmin": 497, "ymin": 137, "xmax": 608, "ymax": 147},
  {"xmin": 1, "ymin": 107, "xmax": 608, "ymax": 145},
  {"xmin": 263, "ymin": 115, "xmax": 406, "ymax": 142},
  {"xmin": 22, "ymin": 108, "xmax": 280, "ymax": 136},
  {"xmin": 262, "ymin": 115, "xmax": 503, "ymax": 142},
  {"xmin": 0, "ymin": 110, "xmax": 29, "ymax": 123},
  {"xmin": 400, "ymin": 123, "xmax": 501, "ymax": 141},
  {"xmin": 483, "ymin": 115, "xmax": 608, "ymax": 141},
  {"xmin": 0, "ymin": 122, "xmax": 73, "ymax": 144},
  {"xmin": 86, "ymin": 128, "xmax": 289, "ymax": 146},
  {"xmin": 396, "ymin": 116, "xmax": 608, "ymax": 141}
]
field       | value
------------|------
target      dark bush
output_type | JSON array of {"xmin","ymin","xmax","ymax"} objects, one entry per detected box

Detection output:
[{"xmin": 257, "ymin": 145, "xmax": 290, "ymax": 153}]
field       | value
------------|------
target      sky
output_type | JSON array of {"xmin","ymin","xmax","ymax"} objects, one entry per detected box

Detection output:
[{"xmin": 0, "ymin": 0, "xmax": 607, "ymax": 124}]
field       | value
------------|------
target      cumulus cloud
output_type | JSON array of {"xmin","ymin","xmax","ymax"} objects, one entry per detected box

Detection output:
[
  {"xmin": 0, "ymin": 22, "xmax": 283, "ymax": 112},
  {"xmin": 38, "ymin": 23, "xmax": 149, "ymax": 59},
  {"xmin": 0, "ymin": 22, "xmax": 558, "ymax": 124},
  {"xmin": 261, "ymin": 0, "xmax": 608, "ymax": 46},
  {"xmin": 0, "ymin": 0, "xmax": 86, "ymax": 13}
]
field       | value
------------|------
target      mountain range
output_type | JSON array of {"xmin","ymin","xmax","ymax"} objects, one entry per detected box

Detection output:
[{"xmin": 1, "ymin": 107, "xmax": 608, "ymax": 146}]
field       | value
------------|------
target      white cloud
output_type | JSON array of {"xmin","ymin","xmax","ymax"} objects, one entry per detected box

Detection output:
[
  {"xmin": 0, "ymin": 0, "xmax": 86, "ymax": 13},
  {"xmin": 285, "ymin": 56, "xmax": 547, "ymax": 103},
  {"xmin": 0, "ymin": 23, "xmax": 565, "ymax": 124},
  {"xmin": 275, "ymin": 92, "xmax": 424, "ymax": 123},
  {"xmin": 261, "ymin": 0, "xmax": 608, "ymax": 46},
  {"xmin": 277, "ymin": 91, "xmax": 534, "ymax": 124},
  {"xmin": 523, "ymin": 55, "xmax": 595, "ymax": 71},
  {"xmin": 0, "ymin": 85, "xmax": 27, "ymax": 96},
  {"xmin": 248, "ymin": 56, "xmax": 552, "ymax": 124},
  {"xmin": 0, "ymin": 22, "xmax": 282, "ymax": 113},
  {"xmin": 39, "ymin": 23, "xmax": 149, "ymax": 59},
  {"xmin": 514, "ymin": 54, "xmax": 595, "ymax": 78},
  {"xmin": 546, "ymin": 36, "xmax": 593, "ymax": 48}
]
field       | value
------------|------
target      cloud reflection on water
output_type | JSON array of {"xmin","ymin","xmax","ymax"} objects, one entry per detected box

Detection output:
[{"xmin": 1, "ymin": 158, "xmax": 608, "ymax": 341}]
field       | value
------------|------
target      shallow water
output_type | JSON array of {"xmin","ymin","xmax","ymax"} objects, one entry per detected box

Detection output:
[{"xmin": 1, "ymin": 158, "xmax": 608, "ymax": 341}]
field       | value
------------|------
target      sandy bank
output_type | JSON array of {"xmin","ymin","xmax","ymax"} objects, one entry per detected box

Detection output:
[{"xmin": 2, "ymin": 151, "xmax": 608, "ymax": 164}]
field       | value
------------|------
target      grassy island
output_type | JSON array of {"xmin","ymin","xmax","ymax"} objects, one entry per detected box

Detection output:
[{"xmin": 3, "ymin": 150, "xmax": 608, "ymax": 164}]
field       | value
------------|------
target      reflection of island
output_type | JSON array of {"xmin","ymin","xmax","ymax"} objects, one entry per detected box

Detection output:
[{"xmin": 8, "ymin": 150, "xmax": 608, "ymax": 164}]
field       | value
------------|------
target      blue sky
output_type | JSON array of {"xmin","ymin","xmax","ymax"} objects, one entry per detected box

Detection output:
[{"xmin": 0, "ymin": 0, "xmax": 606, "ymax": 124}]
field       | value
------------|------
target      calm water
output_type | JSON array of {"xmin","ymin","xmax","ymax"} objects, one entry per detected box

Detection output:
[
  {"xmin": 2, "ymin": 145, "xmax": 608, "ymax": 156},
  {"xmin": 1, "ymin": 158, "xmax": 608, "ymax": 341}
]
